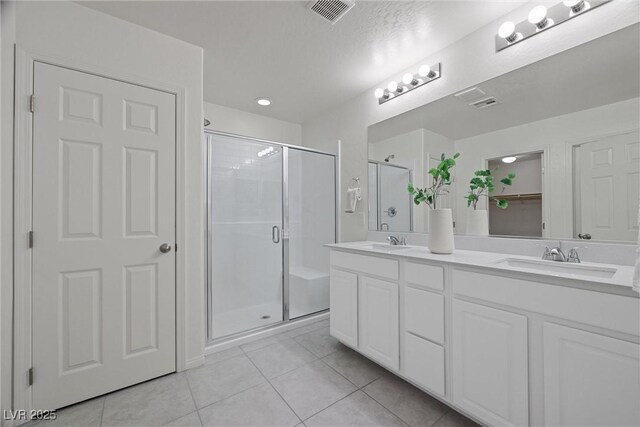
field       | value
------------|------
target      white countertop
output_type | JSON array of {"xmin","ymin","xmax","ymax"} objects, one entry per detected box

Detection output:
[{"xmin": 326, "ymin": 241, "xmax": 638, "ymax": 297}]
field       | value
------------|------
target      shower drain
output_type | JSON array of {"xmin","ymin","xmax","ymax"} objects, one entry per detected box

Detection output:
[{"xmin": 261, "ymin": 315, "xmax": 271, "ymax": 319}]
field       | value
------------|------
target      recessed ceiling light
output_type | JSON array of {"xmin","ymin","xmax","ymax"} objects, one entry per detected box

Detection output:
[
  {"xmin": 502, "ymin": 156, "xmax": 517, "ymax": 164},
  {"xmin": 256, "ymin": 98, "xmax": 271, "ymax": 106}
]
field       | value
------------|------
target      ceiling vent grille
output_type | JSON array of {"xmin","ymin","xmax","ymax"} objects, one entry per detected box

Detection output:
[
  {"xmin": 470, "ymin": 96, "xmax": 501, "ymax": 109},
  {"xmin": 455, "ymin": 87, "xmax": 486, "ymax": 103},
  {"xmin": 307, "ymin": 0, "xmax": 355, "ymax": 24}
]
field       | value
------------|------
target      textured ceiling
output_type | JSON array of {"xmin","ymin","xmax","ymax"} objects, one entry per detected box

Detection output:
[
  {"xmin": 79, "ymin": 1, "xmax": 527, "ymax": 123},
  {"xmin": 368, "ymin": 24, "xmax": 640, "ymax": 142}
]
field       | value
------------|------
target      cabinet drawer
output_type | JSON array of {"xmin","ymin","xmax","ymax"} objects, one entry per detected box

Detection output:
[
  {"xmin": 331, "ymin": 251, "xmax": 398, "ymax": 280},
  {"xmin": 404, "ymin": 333, "xmax": 445, "ymax": 396},
  {"xmin": 405, "ymin": 286, "xmax": 444, "ymax": 344},
  {"xmin": 405, "ymin": 262, "xmax": 444, "ymax": 291}
]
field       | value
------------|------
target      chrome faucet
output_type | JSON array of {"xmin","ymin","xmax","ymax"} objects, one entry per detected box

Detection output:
[
  {"xmin": 566, "ymin": 247, "xmax": 581, "ymax": 263},
  {"xmin": 542, "ymin": 246, "xmax": 567, "ymax": 262},
  {"xmin": 387, "ymin": 235, "xmax": 407, "ymax": 246}
]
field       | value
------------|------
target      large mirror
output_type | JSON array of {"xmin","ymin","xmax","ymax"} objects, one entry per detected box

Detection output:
[{"xmin": 368, "ymin": 25, "xmax": 640, "ymax": 242}]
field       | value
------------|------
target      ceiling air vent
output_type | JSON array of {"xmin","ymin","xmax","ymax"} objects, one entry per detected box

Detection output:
[
  {"xmin": 454, "ymin": 87, "xmax": 486, "ymax": 103},
  {"xmin": 470, "ymin": 96, "xmax": 501, "ymax": 109},
  {"xmin": 307, "ymin": 0, "xmax": 355, "ymax": 24}
]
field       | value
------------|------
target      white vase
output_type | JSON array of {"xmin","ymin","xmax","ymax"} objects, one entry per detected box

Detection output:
[
  {"xmin": 466, "ymin": 209, "xmax": 489, "ymax": 236},
  {"xmin": 428, "ymin": 208, "xmax": 454, "ymax": 254}
]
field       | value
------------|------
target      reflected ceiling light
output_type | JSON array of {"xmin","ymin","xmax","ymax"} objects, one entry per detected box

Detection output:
[
  {"xmin": 498, "ymin": 21, "xmax": 518, "ymax": 43},
  {"xmin": 256, "ymin": 98, "xmax": 271, "ymax": 106},
  {"xmin": 502, "ymin": 156, "xmax": 517, "ymax": 164},
  {"xmin": 374, "ymin": 63, "xmax": 441, "ymax": 105},
  {"xmin": 528, "ymin": 5, "xmax": 552, "ymax": 29},
  {"xmin": 496, "ymin": 0, "xmax": 610, "ymax": 51},
  {"xmin": 564, "ymin": 0, "xmax": 589, "ymax": 13}
]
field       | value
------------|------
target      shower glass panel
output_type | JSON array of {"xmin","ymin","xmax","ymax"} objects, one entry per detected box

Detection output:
[
  {"xmin": 379, "ymin": 164, "xmax": 412, "ymax": 232},
  {"xmin": 287, "ymin": 149, "xmax": 336, "ymax": 319},
  {"xmin": 208, "ymin": 134, "xmax": 284, "ymax": 339}
]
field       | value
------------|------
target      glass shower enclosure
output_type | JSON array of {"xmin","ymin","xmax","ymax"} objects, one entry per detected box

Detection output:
[{"xmin": 206, "ymin": 131, "xmax": 336, "ymax": 341}]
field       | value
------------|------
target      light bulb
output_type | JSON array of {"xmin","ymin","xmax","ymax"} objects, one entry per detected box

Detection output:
[
  {"xmin": 563, "ymin": 0, "xmax": 588, "ymax": 13},
  {"xmin": 387, "ymin": 81, "xmax": 398, "ymax": 92},
  {"xmin": 498, "ymin": 21, "xmax": 517, "ymax": 43},
  {"xmin": 528, "ymin": 5, "xmax": 549, "ymax": 29},
  {"xmin": 374, "ymin": 88, "xmax": 384, "ymax": 99},
  {"xmin": 502, "ymin": 156, "xmax": 517, "ymax": 164},
  {"xmin": 418, "ymin": 65, "xmax": 431, "ymax": 78},
  {"xmin": 402, "ymin": 73, "xmax": 416, "ymax": 85}
]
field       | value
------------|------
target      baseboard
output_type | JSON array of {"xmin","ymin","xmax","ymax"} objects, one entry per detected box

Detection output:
[{"xmin": 183, "ymin": 354, "xmax": 205, "ymax": 370}]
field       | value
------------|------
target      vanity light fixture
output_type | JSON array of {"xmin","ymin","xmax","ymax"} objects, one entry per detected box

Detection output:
[
  {"xmin": 528, "ymin": 5, "xmax": 552, "ymax": 29},
  {"xmin": 502, "ymin": 156, "xmax": 517, "ymax": 164},
  {"xmin": 496, "ymin": 0, "xmax": 610, "ymax": 51},
  {"xmin": 374, "ymin": 63, "xmax": 441, "ymax": 105},
  {"xmin": 256, "ymin": 97, "xmax": 271, "ymax": 106}
]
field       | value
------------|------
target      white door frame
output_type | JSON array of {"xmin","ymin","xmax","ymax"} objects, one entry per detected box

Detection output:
[
  {"xmin": 565, "ymin": 128, "xmax": 639, "ymax": 241},
  {"xmin": 12, "ymin": 47, "xmax": 189, "ymax": 415}
]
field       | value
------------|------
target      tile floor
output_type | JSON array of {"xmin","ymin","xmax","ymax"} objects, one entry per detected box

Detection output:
[{"xmin": 29, "ymin": 319, "xmax": 480, "ymax": 427}]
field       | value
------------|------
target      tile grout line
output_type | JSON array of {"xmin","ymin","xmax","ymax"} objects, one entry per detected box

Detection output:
[
  {"xmin": 361, "ymin": 384, "xmax": 414, "ymax": 427},
  {"xmin": 428, "ymin": 408, "xmax": 452, "ymax": 427},
  {"xmin": 99, "ymin": 396, "xmax": 106, "ymax": 427},
  {"xmin": 300, "ymin": 389, "xmax": 361, "ymax": 424},
  {"xmin": 240, "ymin": 342, "xmax": 304, "ymax": 425},
  {"xmin": 184, "ymin": 372, "xmax": 205, "ymax": 427}
]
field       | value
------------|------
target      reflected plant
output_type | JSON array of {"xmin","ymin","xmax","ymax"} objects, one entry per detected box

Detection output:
[
  {"xmin": 407, "ymin": 152, "xmax": 460, "ymax": 210},
  {"xmin": 465, "ymin": 168, "xmax": 515, "ymax": 210}
]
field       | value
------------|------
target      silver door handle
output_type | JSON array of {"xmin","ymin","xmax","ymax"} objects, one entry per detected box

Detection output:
[
  {"xmin": 272, "ymin": 226, "xmax": 280, "ymax": 244},
  {"xmin": 578, "ymin": 233, "xmax": 592, "ymax": 240},
  {"xmin": 159, "ymin": 243, "xmax": 172, "ymax": 253}
]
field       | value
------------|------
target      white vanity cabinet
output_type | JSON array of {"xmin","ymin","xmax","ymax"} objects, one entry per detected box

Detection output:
[
  {"xmin": 543, "ymin": 323, "xmax": 640, "ymax": 427},
  {"xmin": 329, "ymin": 269, "xmax": 358, "ymax": 347},
  {"xmin": 451, "ymin": 299, "xmax": 529, "ymax": 426},
  {"xmin": 328, "ymin": 246, "xmax": 640, "ymax": 427},
  {"xmin": 359, "ymin": 276, "xmax": 399, "ymax": 370}
]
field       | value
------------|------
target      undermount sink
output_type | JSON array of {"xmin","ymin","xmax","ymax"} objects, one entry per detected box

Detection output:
[
  {"xmin": 367, "ymin": 243, "xmax": 412, "ymax": 251},
  {"xmin": 493, "ymin": 258, "xmax": 618, "ymax": 279}
]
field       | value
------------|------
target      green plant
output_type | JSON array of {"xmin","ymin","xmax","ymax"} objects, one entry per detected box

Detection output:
[
  {"xmin": 407, "ymin": 152, "xmax": 460, "ymax": 209},
  {"xmin": 465, "ymin": 168, "xmax": 516, "ymax": 210}
]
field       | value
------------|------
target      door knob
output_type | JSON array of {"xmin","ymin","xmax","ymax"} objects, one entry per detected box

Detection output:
[
  {"xmin": 159, "ymin": 243, "xmax": 172, "ymax": 253},
  {"xmin": 578, "ymin": 233, "xmax": 592, "ymax": 240}
]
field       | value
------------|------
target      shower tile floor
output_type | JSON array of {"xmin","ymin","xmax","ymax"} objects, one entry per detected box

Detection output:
[{"xmin": 28, "ymin": 318, "xmax": 479, "ymax": 427}]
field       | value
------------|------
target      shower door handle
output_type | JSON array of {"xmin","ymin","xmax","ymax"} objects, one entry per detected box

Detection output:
[{"xmin": 272, "ymin": 226, "xmax": 281, "ymax": 244}]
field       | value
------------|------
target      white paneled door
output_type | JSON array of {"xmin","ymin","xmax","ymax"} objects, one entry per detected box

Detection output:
[
  {"xmin": 578, "ymin": 131, "xmax": 640, "ymax": 241},
  {"xmin": 32, "ymin": 62, "xmax": 176, "ymax": 409}
]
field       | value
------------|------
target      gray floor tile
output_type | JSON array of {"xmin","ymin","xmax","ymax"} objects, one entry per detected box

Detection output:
[
  {"xmin": 270, "ymin": 359, "xmax": 357, "ymax": 420},
  {"xmin": 198, "ymin": 383, "xmax": 300, "ymax": 427},
  {"xmin": 363, "ymin": 374, "xmax": 448, "ymax": 427},
  {"xmin": 305, "ymin": 391, "xmax": 407, "ymax": 426},
  {"xmin": 25, "ymin": 396, "xmax": 104, "ymax": 427},
  {"xmin": 322, "ymin": 347, "xmax": 386, "ymax": 388},
  {"xmin": 205, "ymin": 346, "xmax": 244, "ymax": 364},
  {"xmin": 187, "ymin": 353, "xmax": 266, "ymax": 408},
  {"xmin": 432, "ymin": 410, "xmax": 481, "ymax": 427},
  {"xmin": 240, "ymin": 334, "xmax": 290, "ymax": 353},
  {"xmin": 294, "ymin": 327, "xmax": 343, "ymax": 358},
  {"xmin": 282, "ymin": 320, "xmax": 328, "ymax": 339},
  {"xmin": 163, "ymin": 411, "xmax": 203, "ymax": 427},
  {"xmin": 102, "ymin": 373, "xmax": 196, "ymax": 427},
  {"xmin": 246, "ymin": 340, "xmax": 317, "ymax": 379}
]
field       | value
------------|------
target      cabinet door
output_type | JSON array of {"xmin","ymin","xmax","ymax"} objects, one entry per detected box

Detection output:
[
  {"xmin": 544, "ymin": 322, "xmax": 640, "ymax": 427},
  {"xmin": 329, "ymin": 269, "xmax": 358, "ymax": 347},
  {"xmin": 452, "ymin": 300, "xmax": 528, "ymax": 426},
  {"xmin": 359, "ymin": 276, "xmax": 399, "ymax": 370}
]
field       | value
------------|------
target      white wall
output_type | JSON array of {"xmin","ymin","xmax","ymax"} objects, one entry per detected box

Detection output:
[
  {"xmin": 455, "ymin": 98, "xmax": 639, "ymax": 238},
  {"xmin": 301, "ymin": 1, "xmax": 639, "ymax": 242},
  {"xmin": 204, "ymin": 101, "xmax": 301, "ymax": 145},
  {"xmin": 1, "ymin": 1, "xmax": 204, "ymax": 414}
]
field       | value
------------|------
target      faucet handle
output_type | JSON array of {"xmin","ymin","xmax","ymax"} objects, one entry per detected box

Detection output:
[
  {"xmin": 567, "ymin": 247, "xmax": 581, "ymax": 263},
  {"xmin": 541, "ymin": 246, "xmax": 552, "ymax": 260}
]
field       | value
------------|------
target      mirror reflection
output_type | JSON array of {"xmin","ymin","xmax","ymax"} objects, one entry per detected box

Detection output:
[{"xmin": 368, "ymin": 26, "xmax": 640, "ymax": 242}]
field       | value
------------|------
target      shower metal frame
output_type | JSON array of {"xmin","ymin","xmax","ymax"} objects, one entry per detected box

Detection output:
[
  {"xmin": 368, "ymin": 160, "xmax": 414, "ymax": 232},
  {"xmin": 205, "ymin": 130, "xmax": 338, "ymax": 344}
]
